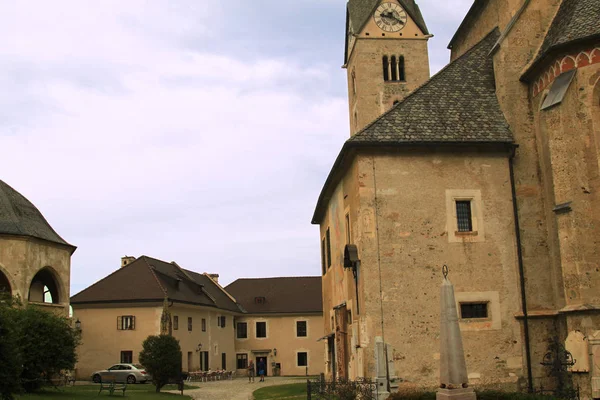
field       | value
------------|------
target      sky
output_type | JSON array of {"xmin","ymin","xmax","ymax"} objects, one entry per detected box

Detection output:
[{"xmin": 0, "ymin": 0, "xmax": 473, "ymax": 295}]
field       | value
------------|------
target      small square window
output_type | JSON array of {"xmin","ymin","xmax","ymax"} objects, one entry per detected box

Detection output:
[
  {"xmin": 120, "ymin": 351, "xmax": 133, "ymax": 363},
  {"xmin": 188, "ymin": 317, "xmax": 192, "ymax": 331},
  {"xmin": 455, "ymin": 200, "xmax": 473, "ymax": 232},
  {"xmin": 255, "ymin": 297, "xmax": 266, "ymax": 304},
  {"xmin": 173, "ymin": 316, "xmax": 178, "ymax": 331},
  {"xmin": 296, "ymin": 321, "xmax": 307, "ymax": 337},
  {"xmin": 297, "ymin": 352, "xmax": 308, "ymax": 367},
  {"xmin": 460, "ymin": 302, "xmax": 488, "ymax": 319},
  {"xmin": 256, "ymin": 321, "xmax": 267, "ymax": 338}
]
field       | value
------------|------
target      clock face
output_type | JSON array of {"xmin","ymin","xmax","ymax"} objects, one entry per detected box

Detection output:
[{"xmin": 374, "ymin": 3, "xmax": 408, "ymax": 32}]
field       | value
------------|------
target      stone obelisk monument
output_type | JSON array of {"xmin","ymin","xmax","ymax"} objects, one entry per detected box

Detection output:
[{"xmin": 437, "ymin": 266, "xmax": 476, "ymax": 400}]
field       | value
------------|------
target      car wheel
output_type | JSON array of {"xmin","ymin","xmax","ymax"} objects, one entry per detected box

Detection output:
[
  {"xmin": 127, "ymin": 375, "xmax": 136, "ymax": 384},
  {"xmin": 93, "ymin": 374, "xmax": 101, "ymax": 383}
]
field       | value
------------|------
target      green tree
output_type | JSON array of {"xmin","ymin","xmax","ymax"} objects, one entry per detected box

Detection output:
[
  {"xmin": 15, "ymin": 305, "xmax": 81, "ymax": 392},
  {"xmin": 139, "ymin": 335, "xmax": 182, "ymax": 393},
  {"xmin": 0, "ymin": 295, "xmax": 22, "ymax": 400}
]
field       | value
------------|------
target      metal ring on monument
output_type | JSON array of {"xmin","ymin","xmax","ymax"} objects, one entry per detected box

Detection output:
[{"xmin": 442, "ymin": 264, "xmax": 449, "ymax": 279}]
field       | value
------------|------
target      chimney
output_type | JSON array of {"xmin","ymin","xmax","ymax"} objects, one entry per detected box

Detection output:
[
  {"xmin": 121, "ymin": 256, "xmax": 136, "ymax": 268},
  {"xmin": 208, "ymin": 273, "xmax": 219, "ymax": 283}
]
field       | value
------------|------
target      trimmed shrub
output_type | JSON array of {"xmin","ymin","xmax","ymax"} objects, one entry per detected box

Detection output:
[{"xmin": 139, "ymin": 335, "xmax": 182, "ymax": 393}]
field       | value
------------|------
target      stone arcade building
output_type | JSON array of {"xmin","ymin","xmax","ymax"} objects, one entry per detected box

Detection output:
[
  {"xmin": 0, "ymin": 180, "xmax": 76, "ymax": 315},
  {"xmin": 313, "ymin": 0, "xmax": 600, "ymax": 397}
]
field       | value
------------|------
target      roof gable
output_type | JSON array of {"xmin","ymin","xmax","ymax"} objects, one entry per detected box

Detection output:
[
  {"xmin": 351, "ymin": 28, "xmax": 511, "ymax": 144},
  {"xmin": 225, "ymin": 277, "xmax": 322, "ymax": 314}
]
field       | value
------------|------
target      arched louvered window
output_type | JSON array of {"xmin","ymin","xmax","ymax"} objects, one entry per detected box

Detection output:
[
  {"xmin": 391, "ymin": 56, "xmax": 398, "ymax": 81},
  {"xmin": 382, "ymin": 56, "xmax": 389, "ymax": 81},
  {"xmin": 399, "ymin": 56, "xmax": 406, "ymax": 81}
]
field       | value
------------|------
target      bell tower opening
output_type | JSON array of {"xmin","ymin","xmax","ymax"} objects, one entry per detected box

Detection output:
[
  {"xmin": 29, "ymin": 268, "xmax": 61, "ymax": 304},
  {"xmin": 344, "ymin": 0, "xmax": 431, "ymax": 135}
]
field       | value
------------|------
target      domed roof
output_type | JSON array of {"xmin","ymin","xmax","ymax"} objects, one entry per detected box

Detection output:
[{"xmin": 0, "ymin": 180, "xmax": 75, "ymax": 250}]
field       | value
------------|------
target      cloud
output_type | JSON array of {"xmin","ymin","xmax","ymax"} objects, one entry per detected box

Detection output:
[{"xmin": 0, "ymin": 0, "xmax": 475, "ymax": 294}]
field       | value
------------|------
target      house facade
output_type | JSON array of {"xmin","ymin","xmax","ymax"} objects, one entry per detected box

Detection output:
[
  {"xmin": 226, "ymin": 277, "xmax": 324, "ymax": 377},
  {"xmin": 71, "ymin": 256, "xmax": 242, "ymax": 380},
  {"xmin": 313, "ymin": 0, "xmax": 600, "ymax": 397},
  {"xmin": 0, "ymin": 179, "xmax": 76, "ymax": 316},
  {"xmin": 71, "ymin": 257, "xmax": 325, "ymax": 379}
]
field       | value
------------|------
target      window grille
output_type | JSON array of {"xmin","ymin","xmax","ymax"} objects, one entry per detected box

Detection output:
[
  {"xmin": 455, "ymin": 200, "xmax": 473, "ymax": 232},
  {"xmin": 120, "ymin": 351, "xmax": 133, "ymax": 363},
  {"xmin": 297, "ymin": 321, "xmax": 307, "ymax": 337},
  {"xmin": 460, "ymin": 302, "xmax": 488, "ymax": 319},
  {"xmin": 117, "ymin": 315, "xmax": 135, "ymax": 330},
  {"xmin": 237, "ymin": 322, "xmax": 247, "ymax": 339}
]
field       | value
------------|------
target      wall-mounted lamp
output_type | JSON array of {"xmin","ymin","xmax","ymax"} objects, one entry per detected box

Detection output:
[
  {"xmin": 75, "ymin": 318, "xmax": 81, "ymax": 331},
  {"xmin": 273, "ymin": 348, "xmax": 277, "ymax": 356},
  {"xmin": 195, "ymin": 343, "xmax": 203, "ymax": 353}
]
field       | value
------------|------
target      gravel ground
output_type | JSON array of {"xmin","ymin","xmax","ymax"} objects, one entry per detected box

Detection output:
[{"xmin": 171, "ymin": 377, "xmax": 304, "ymax": 400}]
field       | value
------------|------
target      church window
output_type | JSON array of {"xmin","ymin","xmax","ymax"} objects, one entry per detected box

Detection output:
[
  {"xmin": 326, "ymin": 228, "xmax": 332, "ymax": 269},
  {"xmin": 351, "ymin": 70, "xmax": 357, "ymax": 95},
  {"xmin": 354, "ymin": 111, "xmax": 358, "ymax": 129},
  {"xmin": 383, "ymin": 55, "xmax": 406, "ymax": 82},
  {"xmin": 321, "ymin": 238, "xmax": 327, "ymax": 275},
  {"xmin": 391, "ymin": 56, "xmax": 398, "ymax": 81},
  {"xmin": 460, "ymin": 302, "xmax": 489, "ymax": 319},
  {"xmin": 541, "ymin": 69, "xmax": 576, "ymax": 110},
  {"xmin": 399, "ymin": 56, "xmax": 406, "ymax": 81},
  {"xmin": 455, "ymin": 200, "xmax": 473, "ymax": 232},
  {"xmin": 345, "ymin": 213, "xmax": 351, "ymax": 244},
  {"xmin": 382, "ymin": 56, "xmax": 390, "ymax": 81}
]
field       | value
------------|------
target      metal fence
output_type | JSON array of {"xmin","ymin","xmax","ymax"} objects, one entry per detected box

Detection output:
[{"xmin": 307, "ymin": 377, "xmax": 378, "ymax": 400}]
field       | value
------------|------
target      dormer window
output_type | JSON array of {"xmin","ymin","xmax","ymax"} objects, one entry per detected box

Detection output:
[{"xmin": 255, "ymin": 296, "xmax": 266, "ymax": 304}]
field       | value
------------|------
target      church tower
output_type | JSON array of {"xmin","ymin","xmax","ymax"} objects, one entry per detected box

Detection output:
[{"xmin": 344, "ymin": 0, "xmax": 431, "ymax": 135}]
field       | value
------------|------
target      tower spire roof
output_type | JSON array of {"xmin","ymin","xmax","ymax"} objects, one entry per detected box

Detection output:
[{"xmin": 347, "ymin": 0, "xmax": 429, "ymax": 36}]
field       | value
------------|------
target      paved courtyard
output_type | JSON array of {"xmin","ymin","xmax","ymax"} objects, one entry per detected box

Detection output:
[{"xmin": 172, "ymin": 377, "xmax": 304, "ymax": 400}]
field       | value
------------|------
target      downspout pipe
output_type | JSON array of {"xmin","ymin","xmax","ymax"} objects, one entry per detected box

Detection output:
[{"xmin": 509, "ymin": 146, "xmax": 534, "ymax": 393}]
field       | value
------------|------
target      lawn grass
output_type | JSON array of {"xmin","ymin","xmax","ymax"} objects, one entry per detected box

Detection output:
[
  {"xmin": 15, "ymin": 384, "xmax": 193, "ymax": 399},
  {"xmin": 253, "ymin": 383, "xmax": 307, "ymax": 399}
]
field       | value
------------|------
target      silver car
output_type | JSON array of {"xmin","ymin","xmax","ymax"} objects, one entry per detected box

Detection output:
[{"xmin": 91, "ymin": 363, "xmax": 151, "ymax": 384}]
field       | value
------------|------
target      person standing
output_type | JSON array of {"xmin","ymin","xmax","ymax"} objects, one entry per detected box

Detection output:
[
  {"xmin": 248, "ymin": 360, "xmax": 255, "ymax": 383},
  {"xmin": 258, "ymin": 358, "xmax": 266, "ymax": 382}
]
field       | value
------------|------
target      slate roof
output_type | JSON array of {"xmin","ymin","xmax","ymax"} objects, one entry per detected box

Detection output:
[
  {"xmin": 0, "ymin": 180, "xmax": 75, "ymax": 251},
  {"xmin": 225, "ymin": 277, "xmax": 322, "ymax": 314},
  {"xmin": 71, "ymin": 256, "xmax": 243, "ymax": 313},
  {"xmin": 523, "ymin": 0, "xmax": 600, "ymax": 79},
  {"xmin": 351, "ymin": 28, "xmax": 511, "ymax": 144},
  {"xmin": 313, "ymin": 29, "xmax": 513, "ymax": 224},
  {"xmin": 347, "ymin": 0, "xmax": 429, "ymax": 36}
]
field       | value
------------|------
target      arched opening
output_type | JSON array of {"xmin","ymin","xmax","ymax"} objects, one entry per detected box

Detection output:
[
  {"xmin": 0, "ymin": 270, "xmax": 11, "ymax": 296},
  {"xmin": 29, "ymin": 268, "xmax": 60, "ymax": 304},
  {"xmin": 391, "ymin": 56, "xmax": 398, "ymax": 81},
  {"xmin": 399, "ymin": 56, "xmax": 406, "ymax": 81},
  {"xmin": 382, "ymin": 56, "xmax": 389, "ymax": 81}
]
